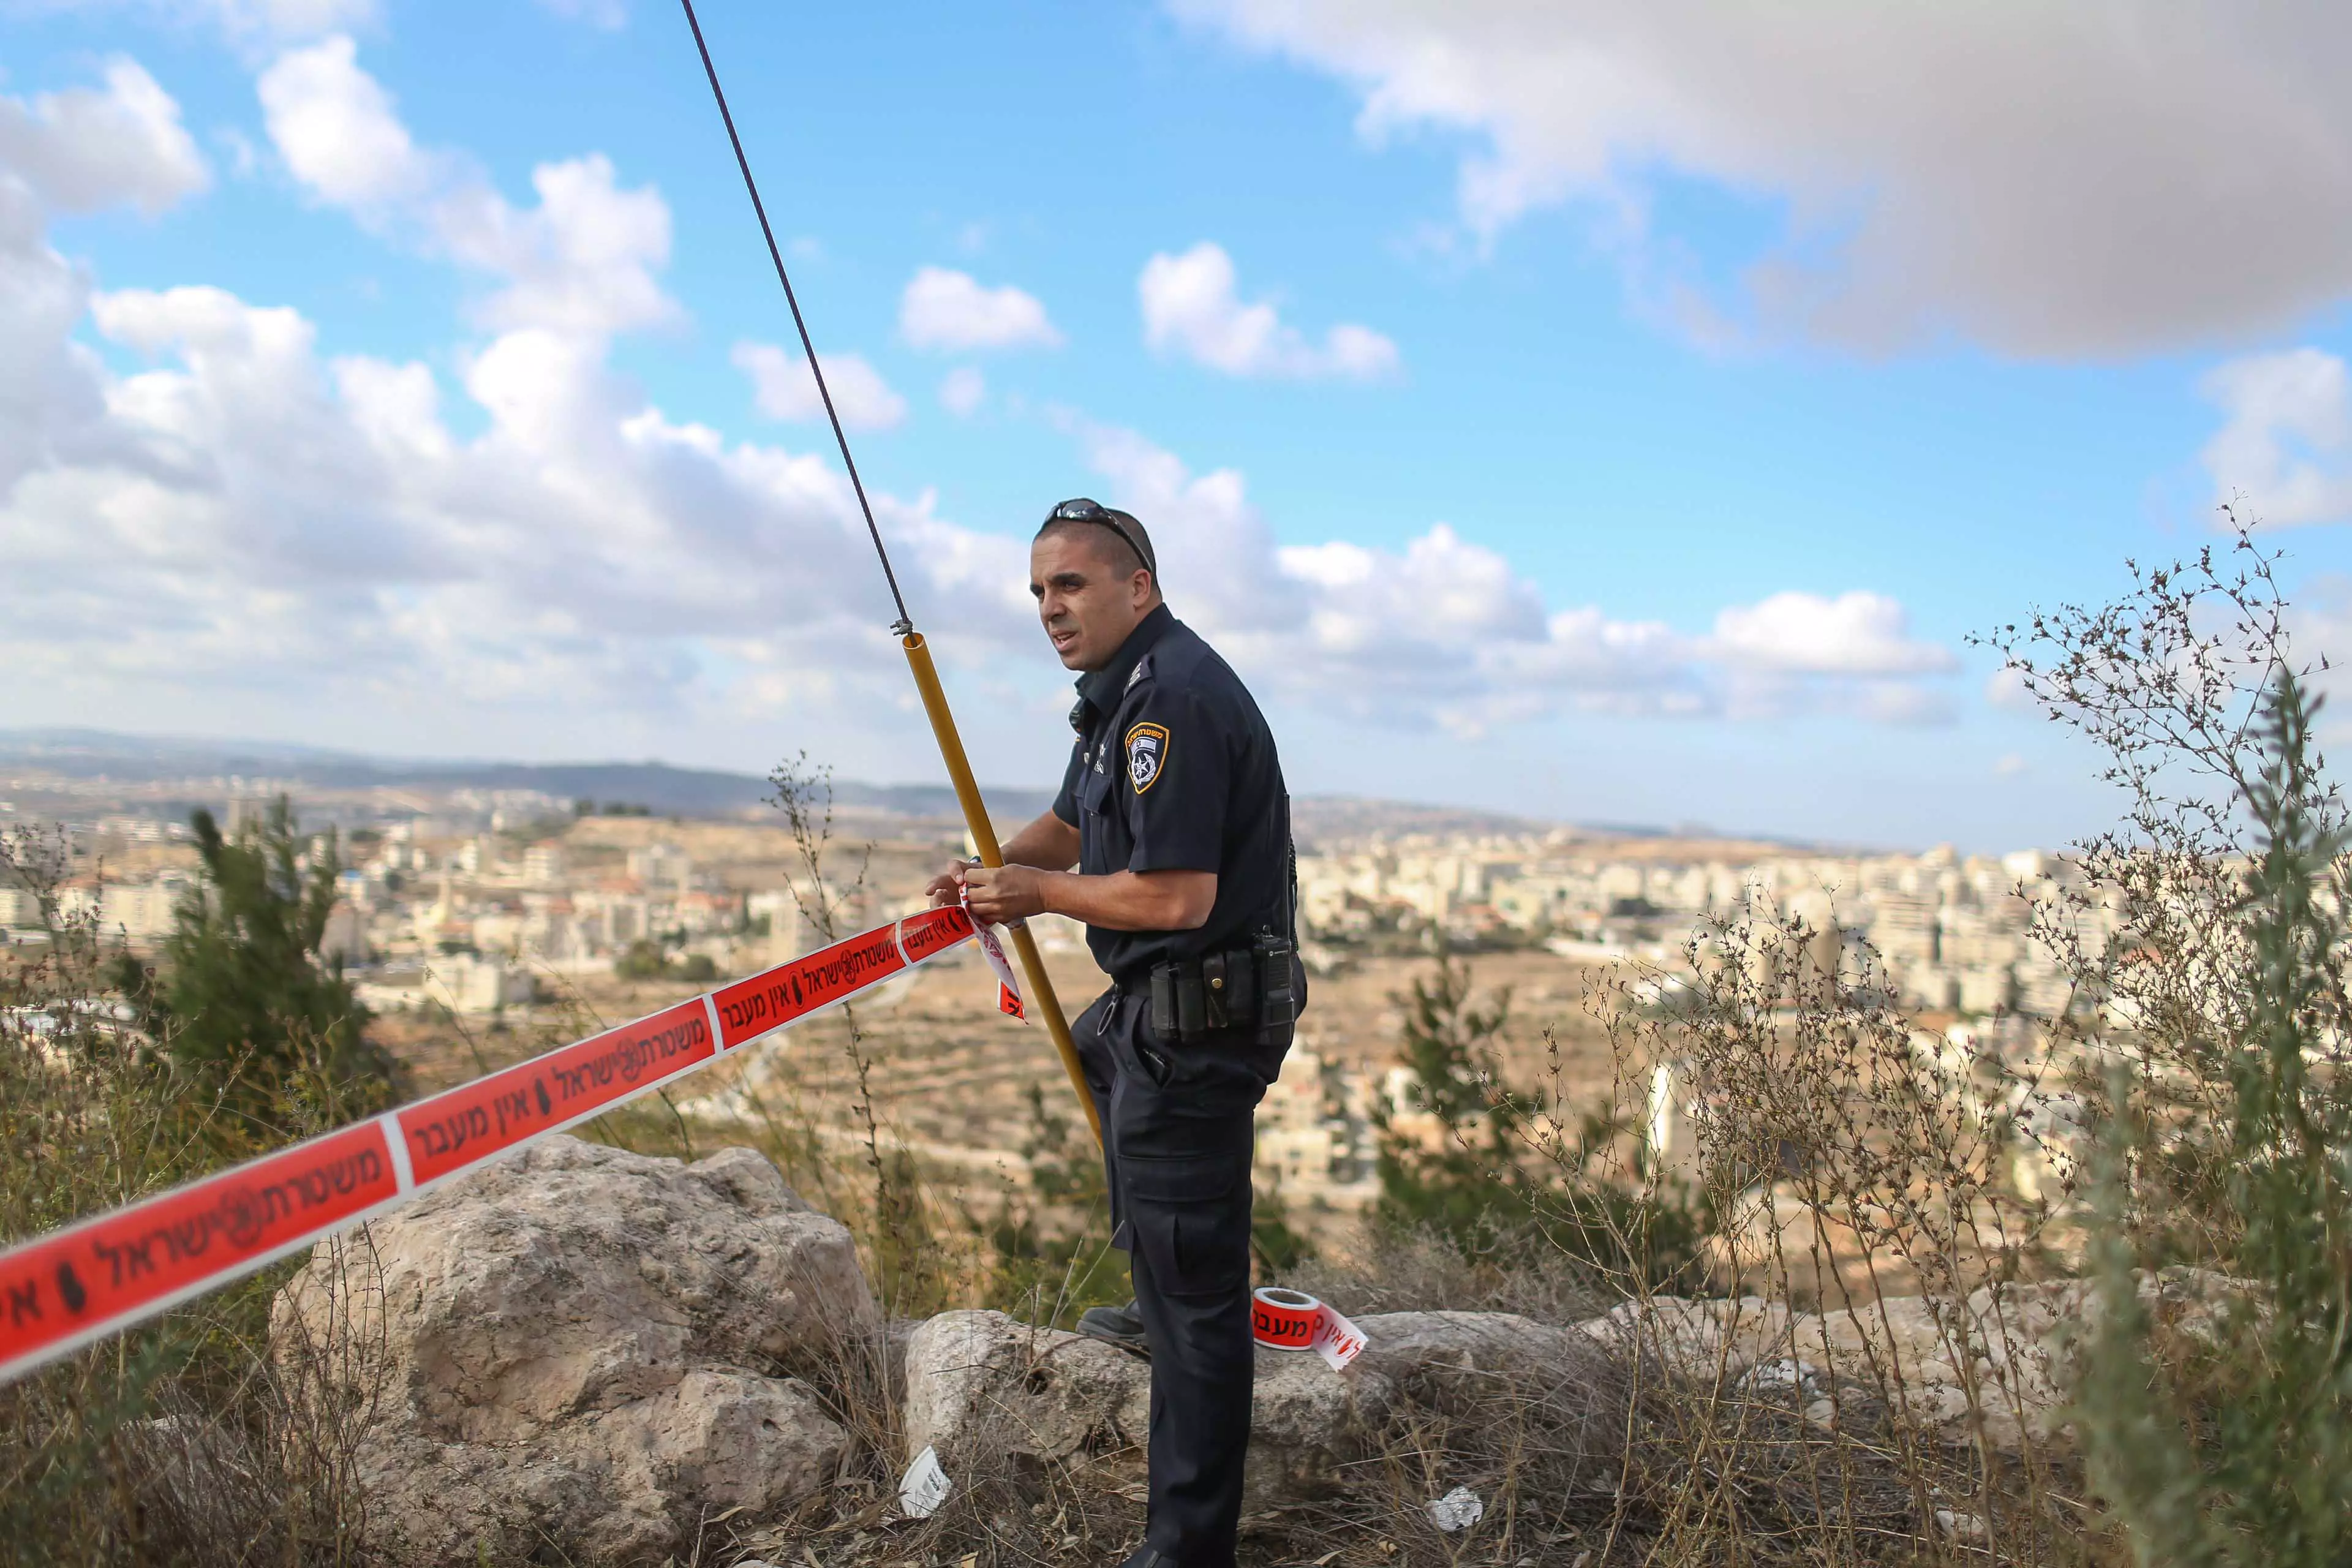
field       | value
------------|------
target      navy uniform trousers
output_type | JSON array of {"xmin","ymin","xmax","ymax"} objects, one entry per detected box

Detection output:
[{"xmin": 1074, "ymin": 986, "xmax": 1287, "ymax": 1568}]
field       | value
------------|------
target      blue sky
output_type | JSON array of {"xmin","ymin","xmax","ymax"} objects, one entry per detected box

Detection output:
[{"xmin": 8, "ymin": 1, "xmax": 2352, "ymax": 851}]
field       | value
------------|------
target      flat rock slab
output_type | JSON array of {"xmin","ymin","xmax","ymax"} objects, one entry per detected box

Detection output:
[
  {"xmin": 903, "ymin": 1306, "xmax": 1630, "ymax": 1512},
  {"xmin": 1578, "ymin": 1269, "xmax": 2252, "ymax": 1451},
  {"xmin": 904, "ymin": 1309, "xmax": 1393, "ymax": 1510}
]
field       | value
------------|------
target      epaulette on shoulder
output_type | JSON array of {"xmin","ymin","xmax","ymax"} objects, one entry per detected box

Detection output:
[{"xmin": 1124, "ymin": 652, "xmax": 1154, "ymax": 692}]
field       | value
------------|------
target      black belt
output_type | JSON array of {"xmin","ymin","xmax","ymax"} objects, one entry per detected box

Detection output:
[{"xmin": 1121, "ymin": 936, "xmax": 1298, "ymax": 1042}]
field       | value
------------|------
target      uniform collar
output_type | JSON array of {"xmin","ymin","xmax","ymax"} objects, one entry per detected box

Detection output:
[{"xmin": 1074, "ymin": 603, "xmax": 1175, "ymax": 719}]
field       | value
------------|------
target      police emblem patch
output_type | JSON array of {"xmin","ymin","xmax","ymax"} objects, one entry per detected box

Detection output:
[{"xmin": 1125, "ymin": 722, "xmax": 1170, "ymax": 794}]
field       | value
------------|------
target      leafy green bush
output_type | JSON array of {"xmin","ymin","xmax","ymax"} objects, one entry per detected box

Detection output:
[
  {"xmin": 0, "ymin": 826, "xmax": 376, "ymax": 1567},
  {"xmin": 613, "ymin": 936, "xmax": 671, "ymax": 979},
  {"xmin": 2075, "ymin": 671, "xmax": 2352, "ymax": 1564},
  {"xmin": 1377, "ymin": 944, "xmax": 1710, "ymax": 1290},
  {"xmin": 113, "ymin": 797, "xmax": 392, "ymax": 1132}
]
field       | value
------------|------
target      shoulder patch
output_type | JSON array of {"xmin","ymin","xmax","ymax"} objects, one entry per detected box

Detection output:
[{"xmin": 1125, "ymin": 721, "xmax": 1170, "ymax": 794}]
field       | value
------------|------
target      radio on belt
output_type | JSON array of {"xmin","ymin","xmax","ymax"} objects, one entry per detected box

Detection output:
[{"xmin": 1250, "ymin": 1286, "xmax": 1366, "ymax": 1371}]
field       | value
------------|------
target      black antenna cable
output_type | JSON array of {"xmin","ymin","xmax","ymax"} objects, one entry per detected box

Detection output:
[
  {"xmin": 673, "ymin": 1, "xmax": 1102, "ymax": 1148},
  {"xmin": 676, "ymin": 0, "xmax": 914, "ymax": 635}
]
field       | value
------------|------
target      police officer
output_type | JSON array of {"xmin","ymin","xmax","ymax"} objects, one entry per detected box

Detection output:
[{"xmin": 927, "ymin": 497, "xmax": 1302, "ymax": 1568}]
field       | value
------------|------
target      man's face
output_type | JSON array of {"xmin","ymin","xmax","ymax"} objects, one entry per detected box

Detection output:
[{"xmin": 1030, "ymin": 529, "xmax": 1154, "ymax": 671}]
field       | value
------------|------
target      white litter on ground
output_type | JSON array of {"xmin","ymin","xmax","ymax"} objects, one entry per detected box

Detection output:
[
  {"xmin": 1428, "ymin": 1485, "xmax": 1484, "ymax": 1532},
  {"xmin": 899, "ymin": 1444, "xmax": 952, "ymax": 1520}
]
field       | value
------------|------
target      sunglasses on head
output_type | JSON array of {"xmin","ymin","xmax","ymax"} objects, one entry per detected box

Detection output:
[{"xmin": 1047, "ymin": 497, "xmax": 1155, "ymax": 577}]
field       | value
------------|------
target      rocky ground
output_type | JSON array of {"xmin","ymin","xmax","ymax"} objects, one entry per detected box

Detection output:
[{"xmin": 267, "ymin": 1135, "xmax": 2162, "ymax": 1567}]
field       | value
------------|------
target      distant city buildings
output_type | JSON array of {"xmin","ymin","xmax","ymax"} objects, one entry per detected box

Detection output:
[
  {"xmin": 1295, "ymin": 834, "xmax": 2109, "ymax": 1022},
  {"xmin": 0, "ymin": 782, "xmax": 2123, "ymax": 1210}
]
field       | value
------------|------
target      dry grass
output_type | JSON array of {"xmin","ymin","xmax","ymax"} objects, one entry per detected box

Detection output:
[{"xmin": 0, "ymin": 826, "xmax": 386, "ymax": 1568}]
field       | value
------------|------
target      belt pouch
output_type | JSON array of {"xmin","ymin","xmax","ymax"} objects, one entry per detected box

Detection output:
[
  {"xmin": 1202, "ymin": 952, "xmax": 1230, "ymax": 1030},
  {"xmin": 1255, "ymin": 936, "xmax": 1297, "ymax": 1028},
  {"xmin": 1175, "ymin": 971, "xmax": 1207, "ymax": 1039},
  {"xmin": 1150, "ymin": 964, "xmax": 1178, "ymax": 1036},
  {"xmin": 1224, "ymin": 950, "xmax": 1256, "ymax": 1022}
]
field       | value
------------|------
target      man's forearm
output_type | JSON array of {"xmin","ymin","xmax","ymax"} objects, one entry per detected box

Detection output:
[
  {"xmin": 1038, "ymin": 868, "xmax": 1215, "ymax": 932},
  {"xmin": 1000, "ymin": 811, "xmax": 1080, "ymax": 872},
  {"xmin": 958, "ymin": 812, "xmax": 1213, "ymax": 930}
]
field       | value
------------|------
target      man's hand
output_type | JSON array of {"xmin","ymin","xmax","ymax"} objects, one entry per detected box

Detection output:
[
  {"xmin": 963, "ymin": 863, "xmax": 1049, "ymax": 924},
  {"xmin": 923, "ymin": 863, "xmax": 970, "ymax": 908},
  {"xmin": 927, "ymin": 811, "xmax": 1079, "ymax": 911},
  {"xmin": 916, "ymin": 809, "xmax": 1212, "ymax": 932}
]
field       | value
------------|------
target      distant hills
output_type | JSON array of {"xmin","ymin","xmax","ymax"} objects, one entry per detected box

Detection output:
[
  {"xmin": 0, "ymin": 728, "xmax": 1678, "ymax": 846},
  {"xmin": 0, "ymin": 729, "xmax": 1046, "ymax": 821}
]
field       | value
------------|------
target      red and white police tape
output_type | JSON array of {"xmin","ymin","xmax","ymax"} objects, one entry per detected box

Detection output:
[
  {"xmin": 0, "ymin": 903, "xmax": 984, "ymax": 1388},
  {"xmin": 1251, "ymin": 1286, "xmax": 1366, "ymax": 1370},
  {"xmin": 958, "ymin": 881, "xmax": 1027, "ymax": 1022}
]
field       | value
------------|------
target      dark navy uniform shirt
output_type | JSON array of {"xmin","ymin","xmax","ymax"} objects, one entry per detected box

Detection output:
[{"xmin": 1050, "ymin": 604, "xmax": 1292, "ymax": 984}]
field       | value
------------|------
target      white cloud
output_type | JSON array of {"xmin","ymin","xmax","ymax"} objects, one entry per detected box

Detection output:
[
  {"xmin": 1708, "ymin": 592, "xmax": 1954, "ymax": 676},
  {"xmin": 1984, "ymin": 666, "xmax": 2035, "ymax": 712},
  {"xmin": 0, "ymin": 45, "xmax": 986, "ymax": 747},
  {"xmin": 1995, "ymin": 753, "xmax": 2029, "ymax": 778},
  {"xmin": 0, "ymin": 59, "xmax": 208, "ymax": 501},
  {"xmin": 458, "ymin": 156, "xmax": 676, "ymax": 337},
  {"xmin": 1704, "ymin": 591, "xmax": 1957, "ymax": 723},
  {"xmin": 0, "ymin": 58, "xmax": 209, "ymax": 216},
  {"xmin": 733, "ymin": 342, "xmax": 907, "ymax": 432},
  {"xmin": 1173, "ymin": 0, "xmax": 2352, "ymax": 356},
  {"xmin": 0, "ymin": 228, "xmax": 1950, "ymax": 749},
  {"xmin": 2199, "ymin": 347, "xmax": 2352, "ymax": 527},
  {"xmin": 257, "ymin": 34, "xmax": 429, "ymax": 208},
  {"xmin": 939, "ymin": 366, "xmax": 986, "ymax": 418},
  {"xmin": 0, "ymin": 270, "xmax": 1019, "ymax": 731},
  {"xmin": 1139, "ymin": 243, "xmax": 1400, "ymax": 381},
  {"xmin": 0, "ymin": 49, "xmax": 1952, "ymax": 754},
  {"xmin": 258, "ymin": 36, "xmax": 677, "ymax": 337},
  {"xmin": 899, "ymin": 266, "xmax": 1062, "ymax": 352},
  {"xmin": 1068, "ymin": 419, "xmax": 1950, "ymax": 732}
]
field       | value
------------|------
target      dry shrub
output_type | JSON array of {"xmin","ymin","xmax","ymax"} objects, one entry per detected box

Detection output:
[
  {"xmin": 1999, "ymin": 537, "xmax": 2352, "ymax": 1561},
  {"xmin": 848, "ymin": 1414, "xmax": 1144, "ymax": 1568},
  {"xmin": 1304, "ymin": 1344, "xmax": 1629, "ymax": 1567},
  {"xmin": 0, "ymin": 826, "xmax": 387, "ymax": 1567},
  {"xmin": 1512, "ymin": 906, "xmax": 2090, "ymax": 1566}
]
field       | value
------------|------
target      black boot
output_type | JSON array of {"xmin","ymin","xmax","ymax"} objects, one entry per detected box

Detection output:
[{"xmin": 1077, "ymin": 1298, "xmax": 1150, "ymax": 1357}]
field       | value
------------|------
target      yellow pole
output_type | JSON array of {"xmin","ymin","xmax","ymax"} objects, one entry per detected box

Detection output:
[{"xmin": 901, "ymin": 631, "xmax": 1102, "ymax": 1147}]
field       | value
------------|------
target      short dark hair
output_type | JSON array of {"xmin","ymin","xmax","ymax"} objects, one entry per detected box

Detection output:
[{"xmin": 1036, "ymin": 502, "xmax": 1157, "ymax": 586}]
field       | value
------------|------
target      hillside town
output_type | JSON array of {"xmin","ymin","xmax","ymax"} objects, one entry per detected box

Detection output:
[
  {"xmin": 1298, "ymin": 829, "xmax": 2100, "ymax": 1020},
  {"xmin": 3, "ymin": 777, "xmax": 2098, "ymax": 1228}
]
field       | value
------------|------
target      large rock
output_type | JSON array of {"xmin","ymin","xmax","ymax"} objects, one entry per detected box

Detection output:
[
  {"xmin": 1577, "ymin": 1269, "xmax": 2251, "ymax": 1452},
  {"xmin": 904, "ymin": 1310, "xmax": 1393, "ymax": 1510},
  {"xmin": 1578, "ymin": 1294, "xmax": 1795, "ymax": 1378},
  {"xmin": 273, "ymin": 1136, "xmax": 876, "ymax": 1565},
  {"xmin": 903, "ymin": 1309, "xmax": 1150, "ymax": 1473},
  {"xmin": 1352, "ymin": 1310, "xmax": 1626, "ymax": 1496},
  {"xmin": 1790, "ymin": 1267, "xmax": 2250, "ymax": 1450},
  {"xmin": 900, "ymin": 1307, "xmax": 1629, "ymax": 1512}
]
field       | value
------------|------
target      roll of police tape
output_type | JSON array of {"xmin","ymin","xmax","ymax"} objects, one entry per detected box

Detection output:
[
  {"xmin": 1251, "ymin": 1286, "xmax": 1366, "ymax": 1370},
  {"xmin": 0, "ymin": 903, "xmax": 986, "ymax": 1389}
]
